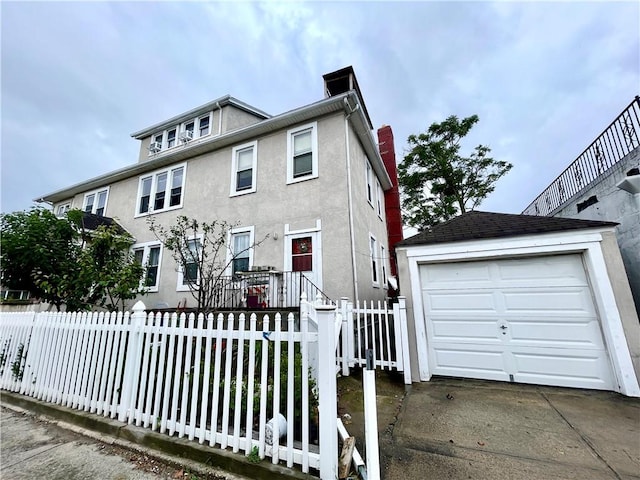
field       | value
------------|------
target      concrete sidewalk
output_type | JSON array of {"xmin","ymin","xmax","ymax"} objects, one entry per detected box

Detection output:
[
  {"xmin": 2, "ymin": 375, "xmax": 639, "ymax": 480},
  {"xmin": 339, "ymin": 373, "xmax": 640, "ymax": 480}
]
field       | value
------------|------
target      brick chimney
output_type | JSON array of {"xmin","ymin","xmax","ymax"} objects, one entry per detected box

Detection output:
[{"xmin": 377, "ymin": 125, "xmax": 403, "ymax": 281}]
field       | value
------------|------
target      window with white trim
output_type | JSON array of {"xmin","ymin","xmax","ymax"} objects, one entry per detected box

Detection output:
[
  {"xmin": 366, "ymin": 160, "xmax": 375, "ymax": 206},
  {"xmin": 199, "ymin": 115, "xmax": 210, "ymax": 136},
  {"xmin": 287, "ymin": 122, "xmax": 318, "ymax": 184},
  {"xmin": 380, "ymin": 244, "xmax": 388, "ymax": 288},
  {"xmin": 228, "ymin": 226, "xmax": 255, "ymax": 276},
  {"xmin": 136, "ymin": 164, "xmax": 186, "ymax": 216},
  {"xmin": 370, "ymin": 234, "xmax": 379, "ymax": 286},
  {"xmin": 230, "ymin": 141, "xmax": 257, "ymax": 195},
  {"xmin": 56, "ymin": 203, "xmax": 71, "ymax": 217},
  {"xmin": 133, "ymin": 242, "xmax": 162, "ymax": 292},
  {"xmin": 376, "ymin": 178, "xmax": 383, "ymax": 217},
  {"xmin": 83, "ymin": 188, "xmax": 109, "ymax": 216},
  {"xmin": 166, "ymin": 128, "xmax": 177, "ymax": 148},
  {"xmin": 177, "ymin": 238, "xmax": 201, "ymax": 291}
]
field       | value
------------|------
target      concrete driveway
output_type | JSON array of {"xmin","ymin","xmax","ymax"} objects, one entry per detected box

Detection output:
[{"xmin": 380, "ymin": 377, "xmax": 640, "ymax": 480}]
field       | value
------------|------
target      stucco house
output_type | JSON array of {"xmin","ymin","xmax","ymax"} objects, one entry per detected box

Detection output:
[
  {"xmin": 522, "ymin": 96, "xmax": 640, "ymax": 314},
  {"xmin": 37, "ymin": 67, "xmax": 402, "ymax": 310},
  {"xmin": 396, "ymin": 211, "xmax": 640, "ymax": 397}
]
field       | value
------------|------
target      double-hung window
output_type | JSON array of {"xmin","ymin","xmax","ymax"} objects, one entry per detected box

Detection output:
[
  {"xmin": 133, "ymin": 242, "xmax": 161, "ymax": 292},
  {"xmin": 137, "ymin": 163, "xmax": 186, "ymax": 216},
  {"xmin": 83, "ymin": 188, "xmax": 109, "ymax": 216},
  {"xmin": 287, "ymin": 122, "xmax": 318, "ymax": 184},
  {"xmin": 167, "ymin": 129, "xmax": 177, "ymax": 148},
  {"xmin": 366, "ymin": 161, "xmax": 374, "ymax": 206},
  {"xmin": 380, "ymin": 244, "xmax": 387, "ymax": 287},
  {"xmin": 230, "ymin": 141, "xmax": 257, "ymax": 196},
  {"xmin": 177, "ymin": 238, "xmax": 201, "ymax": 290},
  {"xmin": 369, "ymin": 234, "xmax": 379, "ymax": 286},
  {"xmin": 376, "ymin": 178, "xmax": 383, "ymax": 217},
  {"xmin": 199, "ymin": 115, "xmax": 210, "ymax": 137},
  {"xmin": 229, "ymin": 227, "xmax": 254, "ymax": 276}
]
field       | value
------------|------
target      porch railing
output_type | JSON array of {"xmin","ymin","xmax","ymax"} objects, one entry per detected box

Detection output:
[
  {"xmin": 523, "ymin": 96, "xmax": 640, "ymax": 216},
  {"xmin": 205, "ymin": 271, "xmax": 332, "ymax": 310}
]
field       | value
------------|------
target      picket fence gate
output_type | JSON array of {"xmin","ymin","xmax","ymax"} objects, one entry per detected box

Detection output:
[
  {"xmin": 337, "ymin": 297, "xmax": 412, "ymax": 385},
  {"xmin": 0, "ymin": 295, "xmax": 410, "ymax": 479}
]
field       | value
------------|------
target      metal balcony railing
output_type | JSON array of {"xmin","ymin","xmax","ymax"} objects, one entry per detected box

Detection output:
[{"xmin": 523, "ymin": 96, "xmax": 640, "ymax": 216}]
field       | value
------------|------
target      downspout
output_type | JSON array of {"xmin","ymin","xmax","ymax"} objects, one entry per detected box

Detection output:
[
  {"xmin": 216, "ymin": 102, "xmax": 222, "ymax": 136},
  {"xmin": 344, "ymin": 96, "xmax": 361, "ymax": 307}
]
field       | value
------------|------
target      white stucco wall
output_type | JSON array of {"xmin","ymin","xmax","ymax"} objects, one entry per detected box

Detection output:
[{"xmin": 57, "ymin": 111, "xmax": 391, "ymax": 309}]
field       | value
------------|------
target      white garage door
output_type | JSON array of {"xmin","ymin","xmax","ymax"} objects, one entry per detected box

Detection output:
[{"xmin": 420, "ymin": 254, "xmax": 615, "ymax": 390}]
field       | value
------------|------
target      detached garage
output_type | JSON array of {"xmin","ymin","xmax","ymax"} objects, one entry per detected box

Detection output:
[{"xmin": 396, "ymin": 211, "xmax": 640, "ymax": 397}]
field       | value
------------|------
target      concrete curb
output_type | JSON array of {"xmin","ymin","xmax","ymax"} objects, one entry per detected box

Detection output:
[{"xmin": 0, "ymin": 391, "xmax": 317, "ymax": 480}]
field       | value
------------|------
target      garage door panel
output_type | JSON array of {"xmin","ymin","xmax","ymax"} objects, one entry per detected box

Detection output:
[
  {"xmin": 431, "ymin": 320, "xmax": 501, "ymax": 343},
  {"xmin": 511, "ymin": 349, "xmax": 614, "ymax": 390},
  {"xmin": 431, "ymin": 345, "xmax": 509, "ymax": 381},
  {"xmin": 420, "ymin": 262, "xmax": 491, "ymax": 286},
  {"xmin": 497, "ymin": 255, "xmax": 588, "ymax": 287},
  {"xmin": 502, "ymin": 289, "xmax": 596, "ymax": 314},
  {"xmin": 508, "ymin": 320, "xmax": 605, "ymax": 348},
  {"xmin": 426, "ymin": 291, "xmax": 497, "ymax": 312}
]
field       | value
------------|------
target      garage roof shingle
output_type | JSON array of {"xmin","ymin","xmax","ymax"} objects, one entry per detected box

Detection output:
[{"xmin": 397, "ymin": 211, "xmax": 618, "ymax": 247}]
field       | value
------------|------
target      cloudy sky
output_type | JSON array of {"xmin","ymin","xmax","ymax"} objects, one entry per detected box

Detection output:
[{"xmin": 2, "ymin": 1, "xmax": 638, "ymax": 217}]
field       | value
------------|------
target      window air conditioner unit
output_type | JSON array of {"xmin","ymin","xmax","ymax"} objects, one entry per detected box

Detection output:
[
  {"xmin": 180, "ymin": 130, "xmax": 193, "ymax": 142},
  {"xmin": 148, "ymin": 141, "xmax": 162, "ymax": 153}
]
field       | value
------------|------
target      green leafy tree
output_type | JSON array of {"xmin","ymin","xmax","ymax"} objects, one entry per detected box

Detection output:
[
  {"xmin": 80, "ymin": 224, "xmax": 145, "ymax": 312},
  {"xmin": 1, "ymin": 207, "xmax": 144, "ymax": 311},
  {"xmin": 148, "ymin": 215, "xmax": 267, "ymax": 313},
  {"xmin": 398, "ymin": 115, "xmax": 513, "ymax": 230},
  {"xmin": 1, "ymin": 207, "xmax": 83, "ymax": 310}
]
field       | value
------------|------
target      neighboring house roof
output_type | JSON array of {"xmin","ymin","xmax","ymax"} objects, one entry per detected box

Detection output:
[
  {"xmin": 37, "ymin": 90, "xmax": 391, "ymax": 204},
  {"xmin": 397, "ymin": 210, "xmax": 618, "ymax": 247},
  {"xmin": 80, "ymin": 212, "xmax": 128, "ymax": 235}
]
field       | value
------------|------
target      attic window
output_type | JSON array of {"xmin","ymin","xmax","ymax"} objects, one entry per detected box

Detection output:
[{"xmin": 577, "ymin": 195, "xmax": 598, "ymax": 213}]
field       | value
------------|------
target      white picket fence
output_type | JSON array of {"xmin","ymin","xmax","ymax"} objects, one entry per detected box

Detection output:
[
  {"xmin": 337, "ymin": 297, "xmax": 411, "ymax": 385},
  {"xmin": 0, "ymin": 295, "xmax": 408, "ymax": 479},
  {"xmin": 0, "ymin": 299, "xmax": 346, "ymax": 478}
]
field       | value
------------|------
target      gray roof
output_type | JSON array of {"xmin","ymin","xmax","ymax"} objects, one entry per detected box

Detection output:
[{"xmin": 397, "ymin": 211, "xmax": 618, "ymax": 247}]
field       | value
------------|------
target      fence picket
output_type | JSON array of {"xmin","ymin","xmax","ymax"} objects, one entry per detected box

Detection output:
[
  {"xmin": 103, "ymin": 312, "xmax": 123, "ymax": 417},
  {"xmin": 258, "ymin": 314, "xmax": 269, "ymax": 460},
  {"xmin": 90, "ymin": 313, "xmax": 109, "ymax": 412},
  {"xmin": 232, "ymin": 313, "xmax": 246, "ymax": 453},
  {"xmin": 271, "ymin": 313, "xmax": 282, "ymax": 464},
  {"xmin": 168, "ymin": 313, "xmax": 185, "ymax": 435},
  {"xmin": 188, "ymin": 313, "xmax": 204, "ymax": 441},
  {"xmin": 220, "ymin": 314, "xmax": 234, "ymax": 449},
  {"xmin": 244, "ymin": 313, "xmax": 257, "ymax": 454},
  {"xmin": 198, "ymin": 314, "xmax": 214, "ymax": 444},
  {"xmin": 160, "ymin": 313, "xmax": 177, "ymax": 433},
  {"xmin": 208, "ymin": 314, "xmax": 223, "ymax": 446},
  {"xmin": 111, "ymin": 311, "xmax": 129, "ymax": 418},
  {"xmin": 179, "ymin": 313, "xmax": 196, "ymax": 439},
  {"xmin": 136, "ymin": 314, "xmax": 154, "ymax": 426}
]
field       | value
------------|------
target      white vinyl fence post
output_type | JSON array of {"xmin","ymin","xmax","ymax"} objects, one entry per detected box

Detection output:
[
  {"xmin": 397, "ymin": 297, "xmax": 412, "ymax": 385},
  {"xmin": 315, "ymin": 302, "xmax": 339, "ymax": 480},
  {"xmin": 118, "ymin": 301, "xmax": 146, "ymax": 422},
  {"xmin": 363, "ymin": 350, "xmax": 380, "ymax": 480},
  {"xmin": 340, "ymin": 297, "xmax": 350, "ymax": 376}
]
